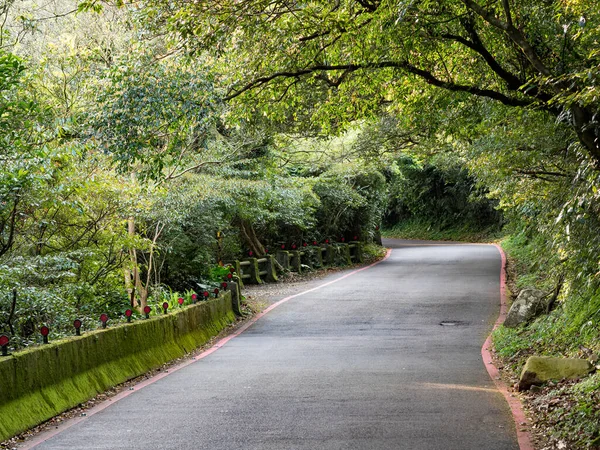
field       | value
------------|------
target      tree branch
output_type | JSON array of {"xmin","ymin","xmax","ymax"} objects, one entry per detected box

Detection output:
[
  {"xmin": 460, "ymin": 0, "xmax": 600, "ymax": 159},
  {"xmin": 460, "ymin": 0, "xmax": 552, "ymax": 77},
  {"xmin": 515, "ymin": 169, "xmax": 570, "ymax": 178},
  {"xmin": 440, "ymin": 19, "xmax": 553, "ymax": 105},
  {"xmin": 299, "ymin": 30, "xmax": 330, "ymax": 42},
  {"xmin": 0, "ymin": 191, "xmax": 20, "ymax": 257},
  {"xmin": 316, "ymin": 69, "xmax": 352, "ymax": 87},
  {"xmin": 225, "ymin": 61, "xmax": 534, "ymax": 107},
  {"xmin": 164, "ymin": 160, "xmax": 225, "ymax": 181},
  {"xmin": 451, "ymin": 16, "xmax": 522, "ymax": 90},
  {"xmin": 501, "ymin": 0, "xmax": 513, "ymax": 28}
]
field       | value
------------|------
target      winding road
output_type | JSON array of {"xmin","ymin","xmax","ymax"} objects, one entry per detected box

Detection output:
[{"xmin": 29, "ymin": 239, "xmax": 519, "ymax": 449}]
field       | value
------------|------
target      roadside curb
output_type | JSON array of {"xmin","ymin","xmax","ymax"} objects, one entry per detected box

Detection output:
[{"xmin": 483, "ymin": 244, "xmax": 535, "ymax": 450}]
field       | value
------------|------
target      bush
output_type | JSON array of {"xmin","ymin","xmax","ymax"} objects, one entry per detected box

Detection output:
[{"xmin": 313, "ymin": 164, "xmax": 386, "ymax": 241}]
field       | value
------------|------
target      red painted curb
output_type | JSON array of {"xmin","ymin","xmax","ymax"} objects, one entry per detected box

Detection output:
[
  {"xmin": 483, "ymin": 244, "xmax": 535, "ymax": 450},
  {"xmin": 22, "ymin": 250, "xmax": 392, "ymax": 449}
]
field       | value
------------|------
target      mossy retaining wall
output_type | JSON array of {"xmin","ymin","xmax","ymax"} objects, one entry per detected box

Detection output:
[{"xmin": 0, "ymin": 293, "xmax": 235, "ymax": 441}]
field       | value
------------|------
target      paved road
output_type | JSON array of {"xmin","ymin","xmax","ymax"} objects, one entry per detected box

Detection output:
[{"xmin": 33, "ymin": 239, "xmax": 518, "ymax": 450}]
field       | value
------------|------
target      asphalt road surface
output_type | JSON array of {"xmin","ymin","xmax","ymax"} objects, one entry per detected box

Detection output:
[{"xmin": 33, "ymin": 239, "xmax": 519, "ymax": 450}]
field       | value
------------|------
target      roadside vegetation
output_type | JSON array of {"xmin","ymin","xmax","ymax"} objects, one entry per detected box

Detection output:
[
  {"xmin": 493, "ymin": 232, "xmax": 600, "ymax": 449},
  {"xmin": 0, "ymin": 1, "xmax": 599, "ymax": 447},
  {"xmin": 381, "ymin": 155, "xmax": 504, "ymax": 241},
  {"xmin": 0, "ymin": 2, "xmax": 392, "ymax": 349}
]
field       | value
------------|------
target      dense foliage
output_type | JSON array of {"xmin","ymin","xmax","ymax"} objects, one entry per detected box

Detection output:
[
  {"xmin": 149, "ymin": 0, "xmax": 600, "ymax": 162},
  {"xmin": 0, "ymin": 2, "xmax": 395, "ymax": 348},
  {"xmin": 384, "ymin": 155, "xmax": 503, "ymax": 232}
]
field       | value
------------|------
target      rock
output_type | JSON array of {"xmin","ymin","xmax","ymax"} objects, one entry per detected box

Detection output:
[
  {"xmin": 518, "ymin": 356, "xmax": 595, "ymax": 391},
  {"xmin": 504, "ymin": 289, "xmax": 549, "ymax": 328},
  {"xmin": 589, "ymin": 353, "xmax": 599, "ymax": 364}
]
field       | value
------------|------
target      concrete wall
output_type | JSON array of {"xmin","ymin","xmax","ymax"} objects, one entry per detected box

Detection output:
[{"xmin": 0, "ymin": 293, "xmax": 235, "ymax": 441}]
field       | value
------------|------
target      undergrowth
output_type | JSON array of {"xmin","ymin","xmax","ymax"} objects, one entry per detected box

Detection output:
[
  {"xmin": 363, "ymin": 243, "xmax": 388, "ymax": 262},
  {"xmin": 382, "ymin": 218, "xmax": 502, "ymax": 242}
]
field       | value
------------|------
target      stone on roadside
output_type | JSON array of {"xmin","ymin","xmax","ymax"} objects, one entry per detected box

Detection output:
[
  {"xmin": 504, "ymin": 289, "xmax": 549, "ymax": 328},
  {"xmin": 518, "ymin": 356, "xmax": 595, "ymax": 391}
]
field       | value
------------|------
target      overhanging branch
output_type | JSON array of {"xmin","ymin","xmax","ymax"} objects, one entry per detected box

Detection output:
[
  {"xmin": 460, "ymin": 0, "xmax": 553, "ymax": 78},
  {"xmin": 224, "ymin": 61, "xmax": 533, "ymax": 107}
]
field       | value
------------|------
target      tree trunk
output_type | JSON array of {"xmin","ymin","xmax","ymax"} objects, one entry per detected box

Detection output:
[
  {"xmin": 239, "ymin": 219, "xmax": 265, "ymax": 256},
  {"xmin": 125, "ymin": 216, "xmax": 147, "ymax": 311},
  {"xmin": 546, "ymin": 273, "xmax": 565, "ymax": 314},
  {"xmin": 570, "ymin": 105, "xmax": 600, "ymax": 166},
  {"xmin": 238, "ymin": 219, "xmax": 286, "ymax": 272},
  {"xmin": 6, "ymin": 288, "xmax": 16, "ymax": 335}
]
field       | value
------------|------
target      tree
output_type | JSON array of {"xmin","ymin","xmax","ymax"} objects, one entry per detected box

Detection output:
[
  {"xmin": 148, "ymin": 0, "xmax": 600, "ymax": 165},
  {"xmin": 0, "ymin": 50, "xmax": 40, "ymax": 258},
  {"xmin": 89, "ymin": 52, "xmax": 224, "ymax": 181}
]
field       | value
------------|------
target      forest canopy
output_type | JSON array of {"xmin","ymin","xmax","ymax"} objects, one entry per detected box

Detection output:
[{"xmin": 145, "ymin": 0, "xmax": 599, "ymax": 161}]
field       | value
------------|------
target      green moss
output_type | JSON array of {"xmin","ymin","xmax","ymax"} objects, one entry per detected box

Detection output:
[
  {"xmin": 0, "ymin": 293, "xmax": 235, "ymax": 441},
  {"xmin": 521, "ymin": 356, "xmax": 593, "ymax": 384}
]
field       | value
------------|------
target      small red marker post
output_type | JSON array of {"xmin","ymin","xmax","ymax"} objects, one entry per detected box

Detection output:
[
  {"xmin": 221, "ymin": 281, "xmax": 228, "ymax": 290},
  {"xmin": 203, "ymin": 291, "xmax": 209, "ymax": 300},
  {"xmin": 325, "ymin": 239, "xmax": 330, "ymax": 244},
  {"xmin": 40, "ymin": 326, "xmax": 50, "ymax": 344},
  {"xmin": 303, "ymin": 242, "xmax": 307, "ymax": 247},
  {"xmin": 281, "ymin": 244, "xmax": 285, "ymax": 250},
  {"xmin": 313, "ymin": 240, "xmax": 318, "ymax": 246},
  {"xmin": 229, "ymin": 266, "xmax": 235, "ymax": 273},
  {"xmin": 100, "ymin": 314, "xmax": 109, "ymax": 329},
  {"xmin": 291, "ymin": 244, "xmax": 297, "ymax": 250},
  {"xmin": 162, "ymin": 302, "xmax": 169, "ymax": 314},
  {"xmin": 143, "ymin": 305, "xmax": 151, "ymax": 319},
  {"xmin": 353, "ymin": 235, "xmax": 358, "ymax": 241},
  {"xmin": 213, "ymin": 288, "xmax": 219, "ymax": 298},
  {"xmin": 74, "ymin": 319, "xmax": 82, "ymax": 336},
  {"xmin": 341, "ymin": 237, "xmax": 345, "ymax": 242},
  {"xmin": 265, "ymin": 248, "xmax": 269, "ymax": 254},
  {"xmin": 191, "ymin": 293, "xmax": 198, "ymax": 304},
  {"xmin": 227, "ymin": 273, "xmax": 233, "ymax": 280},
  {"xmin": 0, "ymin": 334, "xmax": 9, "ymax": 356},
  {"xmin": 125, "ymin": 309, "xmax": 133, "ymax": 323},
  {"xmin": 248, "ymin": 250, "xmax": 253, "ymax": 257},
  {"xmin": 178, "ymin": 297, "xmax": 184, "ymax": 307}
]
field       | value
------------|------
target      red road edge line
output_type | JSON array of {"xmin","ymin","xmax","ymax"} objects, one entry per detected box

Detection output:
[
  {"xmin": 23, "ymin": 249, "xmax": 393, "ymax": 449},
  {"xmin": 483, "ymin": 244, "xmax": 535, "ymax": 450}
]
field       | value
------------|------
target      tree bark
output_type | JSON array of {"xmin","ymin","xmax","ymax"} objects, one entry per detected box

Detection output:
[
  {"xmin": 6, "ymin": 288, "xmax": 16, "ymax": 335},
  {"xmin": 239, "ymin": 219, "xmax": 265, "ymax": 256},
  {"xmin": 125, "ymin": 216, "xmax": 142, "ymax": 310}
]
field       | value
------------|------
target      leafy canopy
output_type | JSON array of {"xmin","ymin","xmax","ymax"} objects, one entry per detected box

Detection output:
[{"xmin": 150, "ymin": 0, "xmax": 600, "ymax": 163}]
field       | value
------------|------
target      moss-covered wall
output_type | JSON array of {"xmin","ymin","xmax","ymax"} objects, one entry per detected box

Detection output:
[{"xmin": 0, "ymin": 293, "xmax": 235, "ymax": 441}]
